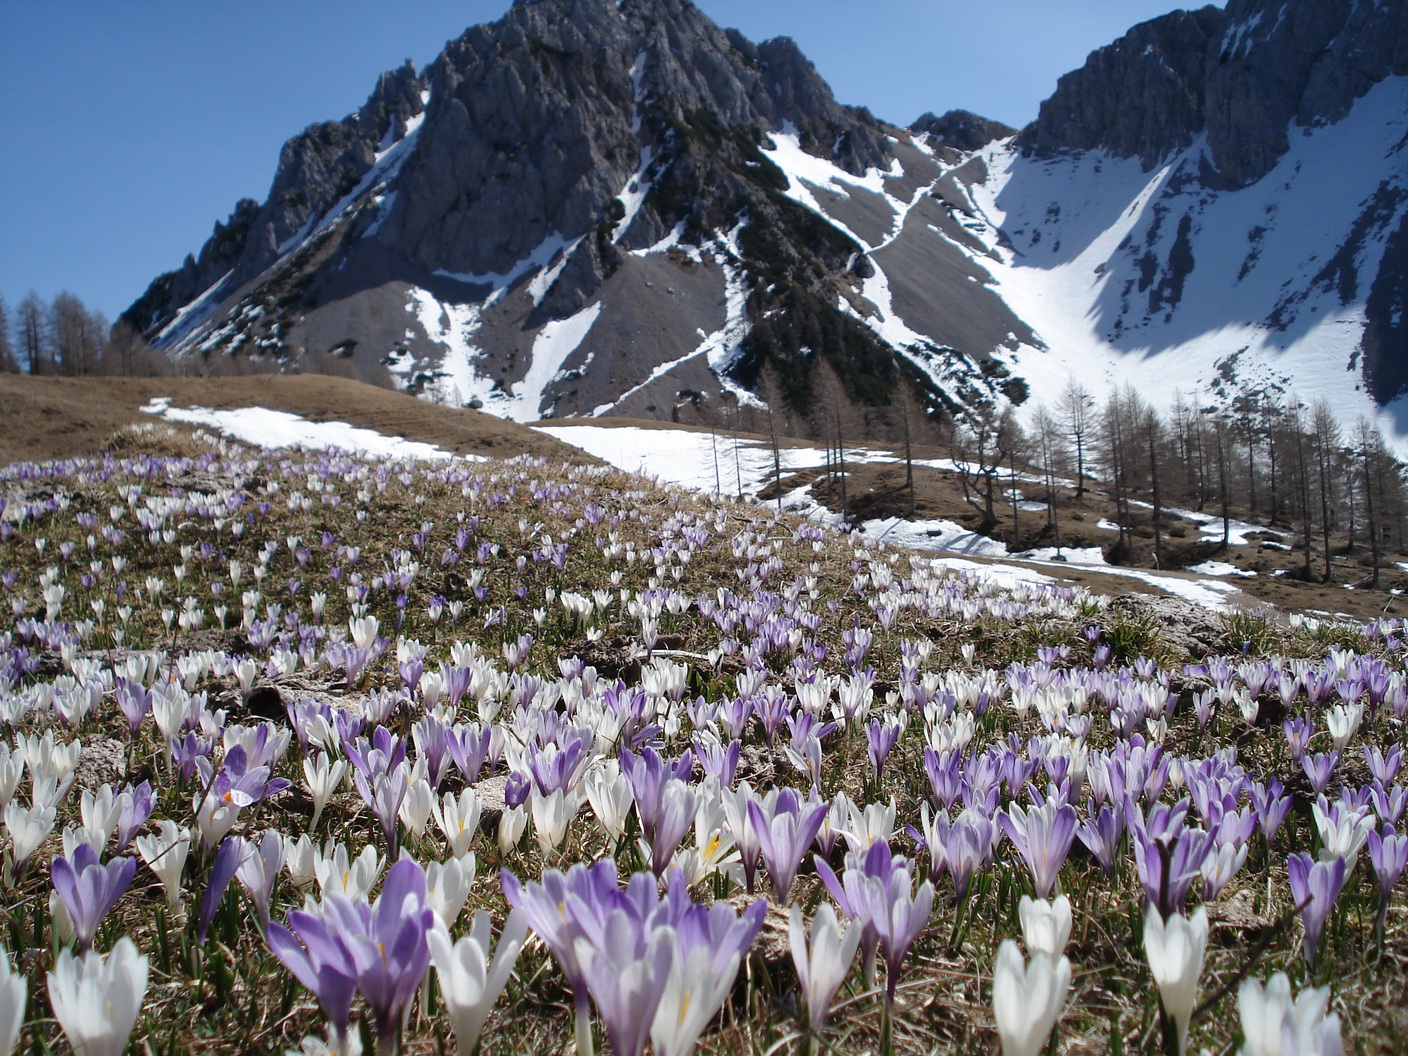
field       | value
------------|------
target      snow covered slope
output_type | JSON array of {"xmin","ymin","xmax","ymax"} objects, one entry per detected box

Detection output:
[{"xmin": 950, "ymin": 74, "xmax": 1408, "ymax": 444}]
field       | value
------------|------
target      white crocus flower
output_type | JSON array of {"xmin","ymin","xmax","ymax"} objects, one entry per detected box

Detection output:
[
  {"xmin": 233, "ymin": 658, "xmax": 258, "ymax": 698},
  {"xmin": 79, "ymin": 786, "xmax": 121, "ymax": 849},
  {"xmin": 48, "ymin": 937, "xmax": 148, "ymax": 1056},
  {"xmin": 0, "ymin": 747, "xmax": 25, "ymax": 810},
  {"xmin": 497, "ymin": 804, "xmax": 528, "ymax": 856},
  {"xmin": 433, "ymin": 789, "xmax": 483, "ymax": 858},
  {"xmin": 301, "ymin": 753, "xmax": 347, "ymax": 833},
  {"xmin": 531, "ymin": 789, "xmax": 578, "ymax": 858},
  {"xmin": 4, "ymin": 801, "xmax": 56, "ymax": 872},
  {"xmin": 399, "ymin": 773, "xmax": 435, "ymax": 839},
  {"xmin": 1019, "ymin": 895, "xmax": 1073, "ymax": 961},
  {"xmin": 348, "ymin": 615, "xmax": 379, "ymax": 651},
  {"xmin": 1323, "ymin": 702, "xmax": 1363, "ymax": 752},
  {"xmin": 652, "ymin": 941, "xmax": 741, "ymax": 1056},
  {"xmin": 313, "ymin": 842, "xmax": 383, "ymax": 902},
  {"xmin": 788, "ymin": 902, "xmax": 861, "ymax": 1034},
  {"xmin": 429, "ymin": 909, "xmax": 528, "ymax": 1056},
  {"xmin": 0, "ymin": 945, "xmax": 25, "ymax": 1055},
  {"xmin": 425, "ymin": 853, "xmax": 477, "ymax": 929},
  {"xmin": 50, "ymin": 890, "xmax": 76, "ymax": 946},
  {"xmin": 1238, "ymin": 973, "xmax": 1344, "ymax": 1056},
  {"xmin": 1144, "ymin": 906, "xmax": 1209, "ymax": 1056},
  {"xmin": 285, "ymin": 1025, "xmax": 363, "ymax": 1056},
  {"xmin": 282, "ymin": 834, "xmax": 318, "ymax": 889},
  {"xmin": 1311, "ymin": 798, "xmax": 1375, "ymax": 872},
  {"xmin": 136, "ymin": 820, "xmax": 191, "ymax": 919},
  {"xmin": 29, "ymin": 766, "xmax": 74, "ymax": 813},
  {"xmin": 991, "ymin": 939, "xmax": 1071, "ymax": 1056},
  {"xmin": 841, "ymin": 797, "xmax": 897, "ymax": 852},
  {"xmin": 192, "ymin": 787, "xmax": 241, "ymax": 852},
  {"xmin": 61, "ymin": 825, "xmax": 107, "ymax": 858},
  {"xmin": 583, "ymin": 763, "xmax": 633, "ymax": 847}
]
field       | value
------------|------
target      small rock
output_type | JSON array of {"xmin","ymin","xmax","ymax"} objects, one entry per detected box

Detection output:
[{"xmin": 73, "ymin": 737, "xmax": 126, "ymax": 790}]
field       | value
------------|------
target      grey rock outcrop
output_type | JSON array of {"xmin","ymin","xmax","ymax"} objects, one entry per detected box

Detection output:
[
  {"xmin": 123, "ymin": 0, "xmax": 989, "ymax": 430},
  {"xmin": 121, "ymin": 61, "xmax": 426, "ymax": 337},
  {"xmin": 1204, "ymin": 0, "xmax": 1408, "ymax": 185},
  {"xmin": 1019, "ymin": 0, "xmax": 1408, "ymax": 186},
  {"xmin": 910, "ymin": 110, "xmax": 1015, "ymax": 153},
  {"xmin": 1017, "ymin": 6, "xmax": 1224, "ymax": 167}
]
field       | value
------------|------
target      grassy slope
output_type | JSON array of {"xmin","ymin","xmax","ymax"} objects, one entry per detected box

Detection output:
[{"xmin": 0, "ymin": 375, "xmax": 591, "ymax": 467}]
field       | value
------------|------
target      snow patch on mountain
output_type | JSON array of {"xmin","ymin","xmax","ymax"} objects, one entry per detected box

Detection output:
[
  {"xmin": 962, "ymin": 75, "xmax": 1408, "ymax": 448},
  {"xmin": 434, "ymin": 231, "xmax": 582, "ymax": 308},
  {"xmin": 508, "ymin": 302, "xmax": 603, "ymax": 422}
]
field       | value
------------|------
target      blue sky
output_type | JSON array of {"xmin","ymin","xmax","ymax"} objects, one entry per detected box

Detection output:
[{"xmin": 0, "ymin": 0, "xmax": 1224, "ymax": 325}]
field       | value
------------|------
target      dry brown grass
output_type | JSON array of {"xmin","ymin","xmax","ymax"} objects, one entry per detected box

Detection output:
[{"xmin": 0, "ymin": 374, "xmax": 591, "ymax": 467}]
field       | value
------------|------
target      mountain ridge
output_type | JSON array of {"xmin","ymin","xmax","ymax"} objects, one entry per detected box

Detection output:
[{"xmin": 122, "ymin": 0, "xmax": 1408, "ymax": 449}]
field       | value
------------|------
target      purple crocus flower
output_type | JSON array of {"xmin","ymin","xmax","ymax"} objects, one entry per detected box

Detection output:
[
  {"xmin": 1077, "ymin": 803, "xmax": 1125, "ymax": 878},
  {"xmin": 114, "ymin": 781, "xmax": 154, "ymax": 853},
  {"xmin": 1131, "ymin": 807, "xmax": 1212, "ymax": 917},
  {"xmin": 50, "ymin": 844, "xmax": 136, "ymax": 952},
  {"xmin": 169, "ymin": 732, "xmax": 214, "ymax": 786},
  {"xmin": 923, "ymin": 748, "xmax": 963, "ymax": 809},
  {"xmin": 643, "ymin": 781, "xmax": 697, "ymax": 878},
  {"xmin": 1250, "ymin": 778, "xmax": 1292, "ymax": 842},
  {"xmin": 268, "ymin": 858, "xmax": 434, "ymax": 1053},
  {"xmin": 748, "ymin": 787, "xmax": 829, "ymax": 902},
  {"xmin": 1365, "ymin": 744, "xmax": 1403, "ymax": 786},
  {"xmin": 620, "ymin": 747, "xmax": 693, "ymax": 843},
  {"xmin": 1000, "ymin": 796, "xmax": 1078, "ymax": 899},
  {"xmin": 502, "ymin": 770, "xmax": 531, "ymax": 809},
  {"xmin": 527, "ymin": 728, "xmax": 594, "ymax": 797},
  {"xmin": 351, "ymin": 763, "xmax": 409, "ymax": 859},
  {"xmin": 1367, "ymin": 825, "xmax": 1408, "ymax": 937},
  {"xmin": 866, "ymin": 718, "xmax": 902, "ymax": 781},
  {"xmin": 197, "ymin": 835, "xmax": 243, "ymax": 945},
  {"xmin": 114, "ymin": 678, "xmax": 152, "ymax": 736},
  {"xmin": 575, "ymin": 911, "xmax": 674, "ymax": 1056},
  {"xmin": 503, "ymin": 860, "xmax": 629, "ymax": 1046},
  {"xmin": 814, "ymin": 840, "xmax": 934, "ymax": 1008},
  {"xmin": 910, "ymin": 805, "xmax": 995, "ymax": 901},
  {"xmin": 345, "ymin": 726, "xmax": 406, "ymax": 781},
  {"xmin": 235, "ymin": 829, "xmax": 286, "ymax": 935},
  {"xmin": 266, "ymin": 924, "xmax": 357, "ymax": 1049},
  {"xmin": 1370, "ymin": 783, "xmax": 1407, "ymax": 827},
  {"xmin": 1286, "ymin": 852, "xmax": 1348, "ymax": 969},
  {"xmin": 411, "ymin": 714, "xmax": 452, "ymax": 788},
  {"xmin": 1301, "ymin": 751, "xmax": 1340, "ymax": 796},
  {"xmin": 693, "ymin": 738, "xmax": 740, "ymax": 787},
  {"xmin": 447, "ymin": 722, "xmax": 492, "ymax": 785}
]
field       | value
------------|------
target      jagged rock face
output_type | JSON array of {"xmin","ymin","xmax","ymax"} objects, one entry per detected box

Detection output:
[
  {"xmin": 999, "ymin": 0, "xmax": 1408, "ymax": 421},
  {"xmin": 1017, "ymin": 7, "xmax": 1224, "ymax": 165},
  {"xmin": 121, "ymin": 62, "xmax": 425, "ymax": 337},
  {"xmin": 910, "ymin": 110, "xmax": 1015, "ymax": 153},
  {"xmin": 1204, "ymin": 0, "xmax": 1408, "ymax": 186},
  {"xmin": 1020, "ymin": 0, "xmax": 1408, "ymax": 186}
]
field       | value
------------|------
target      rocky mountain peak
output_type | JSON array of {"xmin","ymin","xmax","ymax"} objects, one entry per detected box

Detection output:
[
  {"xmin": 1018, "ymin": 0, "xmax": 1408, "ymax": 186},
  {"xmin": 910, "ymin": 110, "xmax": 1016, "ymax": 153},
  {"xmin": 1016, "ymin": 6, "xmax": 1224, "ymax": 166}
]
